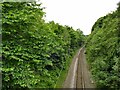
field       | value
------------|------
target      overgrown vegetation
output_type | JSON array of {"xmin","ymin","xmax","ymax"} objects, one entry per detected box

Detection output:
[
  {"xmin": 2, "ymin": 2, "xmax": 85, "ymax": 89},
  {"xmin": 86, "ymin": 2, "xmax": 120, "ymax": 89}
]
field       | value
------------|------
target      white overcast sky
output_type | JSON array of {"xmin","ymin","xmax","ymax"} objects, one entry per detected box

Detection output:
[{"xmin": 39, "ymin": 0, "xmax": 119, "ymax": 35}]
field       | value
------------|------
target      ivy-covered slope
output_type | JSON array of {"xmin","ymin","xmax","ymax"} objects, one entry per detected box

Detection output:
[
  {"xmin": 86, "ymin": 3, "xmax": 120, "ymax": 88},
  {"xmin": 2, "ymin": 2, "xmax": 85, "ymax": 89}
]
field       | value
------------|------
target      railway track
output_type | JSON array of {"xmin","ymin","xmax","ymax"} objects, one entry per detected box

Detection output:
[{"xmin": 63, "ymin": 47, "xmax": 95, "ymax": 88}]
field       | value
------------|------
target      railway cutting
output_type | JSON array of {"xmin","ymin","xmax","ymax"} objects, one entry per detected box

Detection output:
[{"xmin": 63, "ymin": 47, "xmax": 95, "ymax": 88}]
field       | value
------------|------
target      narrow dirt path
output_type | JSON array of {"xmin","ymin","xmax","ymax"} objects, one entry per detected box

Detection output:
[{"xmin": 63, "ymin": 47, "xmax": 95, "ymax": 88}]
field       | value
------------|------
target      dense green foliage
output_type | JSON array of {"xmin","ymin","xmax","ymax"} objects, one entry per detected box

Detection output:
[
  {"xmin": 86, "ymin": 3, "xmax": 120, "ymax": 88},
  {"xmin": 2, "ymin": 2, "xmax": 85, "ymax": 89}
]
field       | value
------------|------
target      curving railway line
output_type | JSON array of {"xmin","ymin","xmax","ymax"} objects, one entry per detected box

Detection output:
[{"xmin": 63, "ymin": 47, "xmax": 95, "ymax": 88}]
